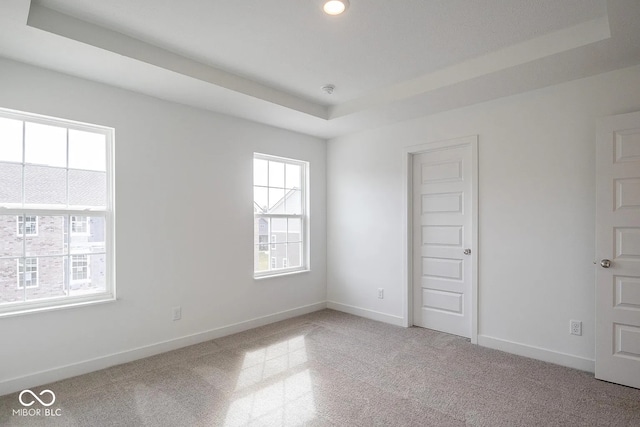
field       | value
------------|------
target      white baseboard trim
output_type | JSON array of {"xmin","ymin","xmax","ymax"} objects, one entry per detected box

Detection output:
[
  {"xmin": 477, "ymin": 334, "xmax": 595, "ymax": 373},
  {"xmin": 327, "ymin": 301, "xmax": 405, "ymax": 327},
  {"xmin": 0, "ymin": 301, "xmax": 327, "ymax": 396}
]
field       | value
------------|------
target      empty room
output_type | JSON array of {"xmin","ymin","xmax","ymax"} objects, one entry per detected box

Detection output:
[{"xmin": 1, "ymin": 0, "xmax": 640, "ymax": 425}]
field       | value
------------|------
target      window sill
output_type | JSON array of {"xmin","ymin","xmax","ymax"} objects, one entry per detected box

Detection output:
[
  {"xmin": 0, "ymin": 294, "xmax": 116, "ymax": 318},
  {"xmin": 254, "ymin": 268, "xmax": 310, "ymax": 281}
]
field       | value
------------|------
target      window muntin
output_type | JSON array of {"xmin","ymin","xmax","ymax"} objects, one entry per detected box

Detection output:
[
  {"xmin": 0, "ymin": 108, "xmax": 114, "ymax": 316},
  {"xmin": 254, "ymin": 154, "xmax": 308, "ymax": 277}
]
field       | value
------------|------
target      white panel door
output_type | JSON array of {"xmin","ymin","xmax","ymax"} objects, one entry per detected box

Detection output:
[
  {"xmin": 596, "ymin": 111, "xmax": 640, "ymax": 389},
  {"xmin": 413, "ymin": 137, "xmax": 476, "ymax": 338}
]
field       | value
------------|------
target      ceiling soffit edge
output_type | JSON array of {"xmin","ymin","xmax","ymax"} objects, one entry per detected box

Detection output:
[
  {"xmin": 26, "ymin": 2, "xmax": 329, "ymax": 120},
  {"xmin": 329, "ymin": 16, "xmax": 611, "ymax": 119},
  {"xmin": 25, "ymin": 2, "xmax": 612, "ymax": 124}
]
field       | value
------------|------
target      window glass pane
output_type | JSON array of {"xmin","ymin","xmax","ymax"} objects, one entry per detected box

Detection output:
[
  {"xmin": 271, "ymin": 218, "xmax": 286, "ymax": 234},
  {"xmin": 26, "ymin": 256, "xmax": 66, "ymax": 301},
  {"xmin": 287, "ymin": 243, "xmax": 302, "ymax": 268},
  {"xmin": 254, "ymin": 246, "xmax": 269, "ymax": 272},
  {"xmin": 271, "ymin": 244, "xmax": 286, "ymax": 269},
  {"xmin": 0, "ymin": 117, "xmax": 23, "ymax": 163},
  {"xmin": 258, "ymin": 235, "xmax": 269, "ymax": 251},
  {"xmin": 71, "ymin": 254, "xmax": 88, "ymax": 281},
  {"xmin": 268, "ymin": 188, "xmax": 285, "ymax": 211},
  {"xmin": 69, "ymin": 130, "xmax": 106, "ymax": 171},
  {"xmin": 70, "ymin": 215, "xmax": 88, "ymax": 234},
  {"xmin": 18, "ymin": 257, "xmax": 39, "ymax": 290},
  {"xmin": 68, "ymin": 169, "xmax": 106, "ymax": 207},
  {"xmin": 24, "ymin": 165, "xmax": 66, "ymax": 206},
  {"xmin": 25, "ymin": 216, "xmax": 65, "ymax": 256},
  {"xmin": 287, "ymin": 218, "xmax": 302, "ymax": 243},
  {"xmin": 67, "ymin": 254, "xmax": 105, "ymax": 296},
  {"xmin": 284, "ymin": 190, "xmax": 302, "ymax": 215},
  {"xmin": 0, "ymin": 216, "xmax": 23, "ymax": 257},
  {"xmin": 18, "ymin": 215, "xmax": 38, "ymax": 236},
  {"xmin": 89, "ymin": 254, "xmax": 107, "ymax": 292},
  {"xmin": 285, "ymin": 164, "xmax": 301, "ymax": 189},
  {"xmin": 255, "ymin": 217, "xmax": 270, "ymax": 248},
  {"xmin": 253, "ymin": 158, "xmax": 268, "ymax": 186},
  {"xmin": 268, "ymin": 161, "xmax": 284, "ymax": 188},
  {"xmin": 0, "ymin": 162, "xmax": 23, "ymax": 204},
  {"xmin": 254, "ymin": 186, "xmax": 268, "ymax": 213},
  {"xmin": 25, "ymin": 122, "xmax": 66, "ymax": 167},
  {"xmin": 69, "ymin": 216, "xmax": 106, "ymax": 254},
  {"xmin": 0, "ymin": 258, "xmax": 23, "ymax": 303}
]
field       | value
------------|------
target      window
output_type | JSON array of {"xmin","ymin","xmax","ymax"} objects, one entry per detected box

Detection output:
[
  {"xmin": 71, "ymin": 216, "xmax": 89, "ymax": 235},
  {"xmin": 17, "ymin": 215, "xmax": 38, "ymax": 236},
  {"xmin": 17, "ymin": 258, "xmax": 38, "ymax": 289},
  {"xmin": 254, "ymin": 153, "xmax": 308, "ymax": 277},
  {"xmin": 0, "ymin": 108, "xmax": 114, "ymax": 316}
]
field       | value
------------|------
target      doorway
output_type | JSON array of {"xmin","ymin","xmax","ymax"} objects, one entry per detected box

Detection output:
[
  {"xmin": 595, "ymin": 111, "xmax": 640, "ymax": 389},
  {"xmin": 404, "ymin": 135, "xmax": 478, "ymax": 342}
]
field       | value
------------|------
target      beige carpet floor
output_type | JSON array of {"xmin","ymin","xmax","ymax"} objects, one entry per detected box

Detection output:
[{"xmin": 1, "ymin": 309, "xmax": 639, "ymax": 426}]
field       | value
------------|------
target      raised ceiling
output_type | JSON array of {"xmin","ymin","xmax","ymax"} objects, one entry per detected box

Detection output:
[{"xmin": 0, "ymin": 0, "xmax": 639, "ymax": 138}]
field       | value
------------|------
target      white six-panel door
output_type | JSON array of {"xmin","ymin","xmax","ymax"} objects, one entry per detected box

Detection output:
[
  {"xmin": 412, "ymin": 136, "xmax": 477, "ymax": 338},
  {"xmin": 595, "ymin": 111, "xmax": 640, "ymax": 389}
]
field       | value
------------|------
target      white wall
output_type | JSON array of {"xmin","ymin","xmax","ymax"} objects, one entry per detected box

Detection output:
[
  {"xmin": 327, "ymin": 65, "xmax": 640, "ymax": 370},
  {"xmin": 0, "ymin": 58, "xmax": 327, "ymax": 394}
]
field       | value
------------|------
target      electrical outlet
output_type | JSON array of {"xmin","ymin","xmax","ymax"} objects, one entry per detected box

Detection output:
[
  {"xmin": 570, "ymin": 320, "xmax": 582, "ymax": 336},
  {"xmin": 172, "ymin": 306, "xmax": 182, "ymax": 321},
  {"xmin": 378, "ymin": 288, "xmax": 384, "ymax": 299}
]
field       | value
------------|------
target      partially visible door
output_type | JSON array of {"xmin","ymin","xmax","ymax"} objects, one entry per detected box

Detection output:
[
  {"xmin": 412, "ymin": 136, "xmax": 477, "ymax": 338},
  {"xmin": 595, "ymin": 111, "xmax": 640, "ymax": 389}
]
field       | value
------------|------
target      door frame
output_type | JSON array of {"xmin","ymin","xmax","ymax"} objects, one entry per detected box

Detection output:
[{"xmin": 402, "ymin": 135, "xmax": 479, "ymax": 344}]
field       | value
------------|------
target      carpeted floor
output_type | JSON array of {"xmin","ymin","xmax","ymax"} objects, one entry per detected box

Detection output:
[{"xmin": 1, "ymin": 309, "xmax": 639, "ymax": 426}]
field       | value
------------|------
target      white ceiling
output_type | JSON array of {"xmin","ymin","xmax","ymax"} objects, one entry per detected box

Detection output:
[{"xmin": 0, "ymin": 0, "xmax": 639, "ymax": 138}]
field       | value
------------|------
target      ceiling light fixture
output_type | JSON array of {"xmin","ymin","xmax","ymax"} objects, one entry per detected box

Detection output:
[{"xmin": 323, "ymin": 0, "xmax": 349, "ymax": 15}]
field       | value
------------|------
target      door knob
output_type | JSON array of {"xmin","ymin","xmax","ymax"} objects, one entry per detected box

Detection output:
[
  {"xmin": 464, "ymin": 249, "xmax": 471, "ymax": 255},
  {"xmin": 600, "ymin": 259, "xmax": 611, "ymax": 268}
]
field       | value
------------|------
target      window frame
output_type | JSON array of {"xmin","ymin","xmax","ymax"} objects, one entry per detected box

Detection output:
[
  {"xmin": 0, "ymin": 107, "xmax": 115, "ymax": 317},
  {"xmin": 253, "ymin": 153, "xmax": 309, "ymax": 278}
]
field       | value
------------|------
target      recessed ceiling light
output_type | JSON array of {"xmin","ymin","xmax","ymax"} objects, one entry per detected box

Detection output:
[{"xmin": 323, "ymin": 0, "xmax": 349, "ymax": 15}]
